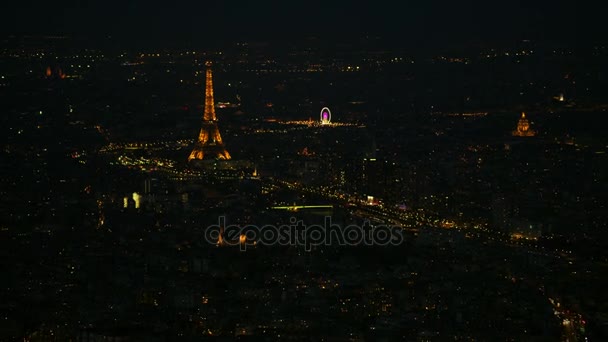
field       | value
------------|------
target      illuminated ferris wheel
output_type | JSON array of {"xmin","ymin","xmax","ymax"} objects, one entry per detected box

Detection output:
[{"xmin": 320, "ymin": 107, "xmax": 331, "ymax": 124}]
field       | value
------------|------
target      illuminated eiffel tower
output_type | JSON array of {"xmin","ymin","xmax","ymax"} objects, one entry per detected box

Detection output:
[{"xmin": 188, "ymin": 61, "xmax": 231, "ymax": 161}]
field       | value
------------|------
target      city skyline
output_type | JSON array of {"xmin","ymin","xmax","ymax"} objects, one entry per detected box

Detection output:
[{"xmin": 0, "ymin": 2, "xmax": 607, "ymax": 340}]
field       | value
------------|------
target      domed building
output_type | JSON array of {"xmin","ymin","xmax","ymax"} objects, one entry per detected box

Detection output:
[{"xmin": 512, "ymin": 112, "xmax": 536, "ymax": 137}]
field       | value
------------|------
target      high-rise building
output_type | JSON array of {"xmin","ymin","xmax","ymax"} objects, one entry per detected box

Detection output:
[{"xmin": 188, "ymin": 62, "xmax": 231, "ymax": 161}]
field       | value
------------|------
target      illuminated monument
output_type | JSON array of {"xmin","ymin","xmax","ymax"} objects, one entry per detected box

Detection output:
[
  {"xmin": 320, "ymin": 107, "xmax": 331, "ymax": 125},
  {"xmin": 512, "ymin": 112, "xmax": 536, "ymax": 137},
  {"xmin": 188, "ymin": 62, "xmax": 231, "ymax": 161}
]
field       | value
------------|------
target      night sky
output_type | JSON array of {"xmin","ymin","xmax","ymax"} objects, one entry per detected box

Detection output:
[{"xmin": 1, "ymin": 0, "xmax": 605, "ymax": 45}]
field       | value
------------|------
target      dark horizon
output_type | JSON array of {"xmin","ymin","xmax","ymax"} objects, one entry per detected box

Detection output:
[{"xmin": 2, "ymin": 0, "xmax": 606, "ymax": 47}]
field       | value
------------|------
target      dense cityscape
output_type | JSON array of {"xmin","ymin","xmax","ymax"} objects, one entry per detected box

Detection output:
[{"xmin": 1, "ymin": 1, "xmax": 608, "ymax": 340}]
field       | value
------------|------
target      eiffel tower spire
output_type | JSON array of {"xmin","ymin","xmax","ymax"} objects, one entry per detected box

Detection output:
[
  {"xmin": 203, "ymin": 62, "xmax": 217, "ymax": 121},
  {"xmin": 188, "ymin": 62, "xmax": 231, "ymax": 161}
]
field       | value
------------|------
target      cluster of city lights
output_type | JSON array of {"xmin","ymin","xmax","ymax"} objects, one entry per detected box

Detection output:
[{"xmin": 116, "ymin": 155, "xmax": 175, "ymax": 170}]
